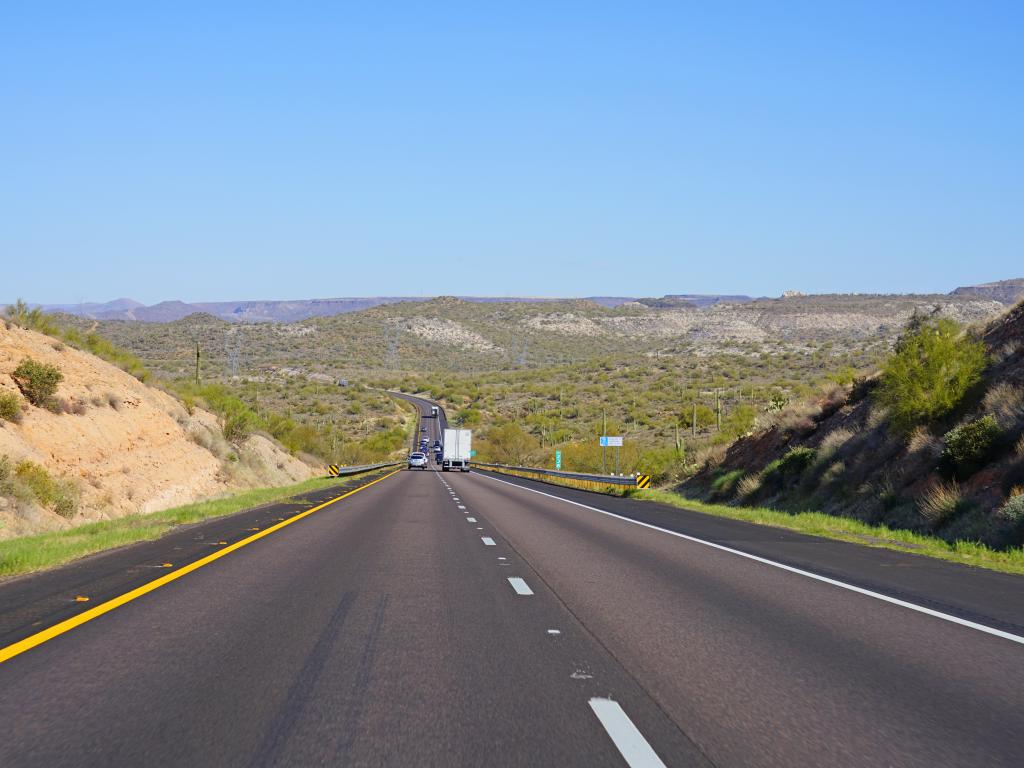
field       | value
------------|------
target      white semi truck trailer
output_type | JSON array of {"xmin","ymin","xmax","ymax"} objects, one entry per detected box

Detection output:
[{"xmin": 442, "ymin": 428, "xmax": 472, "ymax": 472}]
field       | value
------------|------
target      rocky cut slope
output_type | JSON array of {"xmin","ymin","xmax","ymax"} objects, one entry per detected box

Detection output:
[
  {"xmin": 0, "ymin": 322, "xmax": 313, "ymax": 540},
  {"xmin": 680, "ymin": 301, "xmax": 1024, "ymax": 550}
]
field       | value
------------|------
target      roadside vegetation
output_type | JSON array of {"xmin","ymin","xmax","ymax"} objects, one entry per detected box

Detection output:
[
  {"xmin": 3, "ymin": 300, "xmax": 410, "ymax": 465},
  {"xmin": 680, "ymin": 302, "xmax": 1024, "ymax": 555},
  {"xmin": 633, "ymin": 489, "xmax": 1024, "ymax": 576}
]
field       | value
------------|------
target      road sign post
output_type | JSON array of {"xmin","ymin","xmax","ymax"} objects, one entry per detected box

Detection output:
[{"xmin": 600, "ymin": 437, "xmax": 622, "ymax": 474}]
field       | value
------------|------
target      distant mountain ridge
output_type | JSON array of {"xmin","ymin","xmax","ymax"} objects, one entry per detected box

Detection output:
[
  {"xmin": 17, "ymin": 278, "xmax": 1022, "ymax": 323},
  {"xmin": 32, "ymin": 294, "xmax": 752, "ymax": 323},
  {"xmin": 950, "ymin": 279, "xmax": 1024, "ymax": 306}
]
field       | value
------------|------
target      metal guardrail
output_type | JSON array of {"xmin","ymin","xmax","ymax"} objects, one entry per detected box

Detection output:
[
  {"xmin": 325, "ymin": 461, "xmax": 401, "ymax": 478},
  {"xmin": 474, "ymin": 462, "xmax": 650, "ymax": 491}
]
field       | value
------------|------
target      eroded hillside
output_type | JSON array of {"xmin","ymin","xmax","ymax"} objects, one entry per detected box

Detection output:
[
  {"xmin": 0, "ymin": 323, "xmax": 314, "ymax": 539},
  {"xmin": 682, "ymin": 302, "xmax": 1024, "ymax": 550}
]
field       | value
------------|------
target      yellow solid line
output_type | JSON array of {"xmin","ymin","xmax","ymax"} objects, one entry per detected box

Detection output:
[{"xmin": 0, "ymin": 469, "xmax": 401, "ymax": 665}]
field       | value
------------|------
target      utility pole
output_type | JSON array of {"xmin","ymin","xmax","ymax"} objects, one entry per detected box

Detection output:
[
  {"xmin": 195, "ymin": 341, "xmax": 201, "ymax": 386},
  {"xmin": 716, "ymin": 389, "xmax": 722, "ymax": 431},
  {"xmin": 691, "ymin": 402, "xmax": 697, "ymax": 437},
  {"xmin": 602, "ymin": 410, "xmax": 607, "ymax": 475}
]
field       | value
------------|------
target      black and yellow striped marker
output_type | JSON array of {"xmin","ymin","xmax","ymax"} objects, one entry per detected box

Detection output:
[
  {"xmin": 327, "ymin": 464, "xmax": 340, "ymax": 477},
  {"xmin": 636, "ymin": 474, "xmax": 651, "ymax": 489}
]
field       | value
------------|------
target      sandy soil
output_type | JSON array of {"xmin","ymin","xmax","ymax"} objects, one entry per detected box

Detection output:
[{"xmin": 0, "ymin": 323, "xmax": 314, "ymax": 539}]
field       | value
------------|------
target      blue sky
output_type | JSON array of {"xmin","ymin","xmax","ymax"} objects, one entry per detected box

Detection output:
[{"xmin": 2, "ymin": 2, "xmax": 1021, "ymax": 304}]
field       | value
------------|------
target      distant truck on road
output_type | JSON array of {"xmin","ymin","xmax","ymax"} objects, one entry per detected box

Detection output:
[
  {"xmin": 431, "ymin": 405, "xmax": 439, "ymax": 418},
  {"xmin": 442, "ymin": 428, "xmax": 471, "ymax": 472}
]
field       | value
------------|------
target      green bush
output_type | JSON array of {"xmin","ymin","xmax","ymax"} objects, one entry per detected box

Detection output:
[
  {"xmin": 0, "ymin": 391, "xmax": 23, "ymax": 423},
  {"xmin": 221, "ymin": 402, "xmax": 257, "ymax": 443},
  {"xmin": 11, "ymin": 358, "xmax": 63, "ymax": 407},
  {"xmin": 876, "ymin": 317, "xmax": 987, "ymax": 433},
  {"xmin": 4, "ymin": 299, "xmax": 59, "ymax": 335},
  {"xmin": 778, "ymin": 446, "xmax": 817, "ymax": 475},
  {"xmin": 999, "ymin": 493, "xmax": 1024, "ymax": 524},
  {"xmin": 13, "ymin": 460, "xmax": 79, "ymax": 518},
  {"xmin": 941, "ymin": 416, "xmax": 1002, "ymax": 479},
  {"xmin": 710, "ymin": 469, "xmax": 745, "ymax": 499}
]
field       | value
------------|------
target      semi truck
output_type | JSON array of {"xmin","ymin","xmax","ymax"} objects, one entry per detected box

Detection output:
[
  {"xmin": 431, "ymin": 405, "xmax": 439, "ymax": 418},
  {"xmin": 442, "ymin": 428, "xmax": 471, "ymax": 472}
]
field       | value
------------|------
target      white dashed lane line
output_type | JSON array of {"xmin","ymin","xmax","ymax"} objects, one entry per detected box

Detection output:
[
  {"xmin": 507, "ymin": 577, "xmax": 534, "ymax": 596},
  {"xmin": 467, "ymin": 517, "xmax": 477, "ymax": 522},
  {"xmin": 481, "ymin": 537, "xmax": 496, "ymax": 546},
  {"xmin": 588, "ymin": 698, "xmax": 666, "ymax": 768}
]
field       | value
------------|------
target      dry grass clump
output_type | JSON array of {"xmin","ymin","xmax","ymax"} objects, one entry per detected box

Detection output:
[
  {"xmin": 696, "ymin": 443, "xmax": 728, "ymax": 472},
  {"xmin": 918, "ymin": 479, "xmax": 963, "ymax": 524},
  {"xmin": 815, "ymin": 427, "xmax": 854, "ymax": 465},
  {"xmin": 106, "ymin": 392, "xmax": 121, "ymax": 410},
  {"xmin": 770, "ymin": 401, "xmax": 819, "ymax": 435},
  {"xmin": 866, "ymin": 406, "xmax": 889, "ymax": 431},
  {"xmin": 820, "ymin": 461, "xmax": 846, "ymax": 485},
  {"xmin": 984, "ymin": 384, "xmax": 1024, "ymax": 430},
  {"xmin": 1017, "ymin": 435, "xmax": 1024, "ymax": 457},
  {"xmin": 737, "ymin": 473, "xmax": 762, "ymax": 498},
  {"xmin": 907, "ymin": 425, "xmax": 941, "ymax": 456}
]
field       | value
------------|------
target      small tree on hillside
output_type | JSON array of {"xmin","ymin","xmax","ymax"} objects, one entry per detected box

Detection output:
[
  {"xmin": 876, "ymin": 318, "xmax": 986, "ymax": 433},
  {"xmin": 12, "ymin": 358, "xmax": 63, "ymax": 408}
]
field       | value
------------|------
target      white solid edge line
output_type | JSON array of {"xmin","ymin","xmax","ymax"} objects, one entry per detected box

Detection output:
[
  {"xmin": 589, "ymin": 698, "xmax": 666, "ymax": 768},
  {"xmin": 475, "ymin": 473, "xmax": 1024, "ymax": 646},
  {"xmin": 507, "ymin": 577, "xmax": 534, "ymax": 595},
  {"xmin": 481, "ymin": 537, "xmax": 496, "ymax": 545}
]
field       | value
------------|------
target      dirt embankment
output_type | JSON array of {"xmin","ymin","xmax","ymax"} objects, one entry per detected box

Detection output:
[{"xmin": 0, "ymin": 324, "xmax": 313, "ymax": 539}]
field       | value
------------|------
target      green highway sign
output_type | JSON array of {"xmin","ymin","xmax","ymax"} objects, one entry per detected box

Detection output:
[{"xmin": 555, "ymin": 450, "xmax": 562, "ymax": 470}]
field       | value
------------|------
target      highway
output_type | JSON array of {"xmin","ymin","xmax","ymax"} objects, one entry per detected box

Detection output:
[{"xmin": 1, "ymin": 395, "xmax": 1023, "ymax": 766}]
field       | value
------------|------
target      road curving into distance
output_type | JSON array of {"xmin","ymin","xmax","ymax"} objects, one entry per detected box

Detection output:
[{"xmin": 0, "ymin": 392, "xmax": 1022, "ymax": 766}]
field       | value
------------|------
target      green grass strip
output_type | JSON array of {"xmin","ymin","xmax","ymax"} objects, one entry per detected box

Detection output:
[
  {"xmin": 633, "ymin": 488, "xmax": 1024, "ymax": 576},
  {"xmin": 0, "ymin": 472, "xmax": 388, "ymax": 578}
]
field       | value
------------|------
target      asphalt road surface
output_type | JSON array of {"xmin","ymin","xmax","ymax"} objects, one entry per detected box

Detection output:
[{"xmin": 1, "ymin": 396, "xmax": 1022, "ymax": 767}]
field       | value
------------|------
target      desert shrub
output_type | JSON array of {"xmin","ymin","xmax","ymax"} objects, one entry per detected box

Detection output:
[
  {"xmin": 13, "ymin": 460, "xmax": 79, "ymax": 518},
  {"xmin": 998, "ymin": 492, "xmax": 1024, "ymax": 524},
  {"xmin": 710, "ymin": 469, "xmax": 745, "ymax": 499},
  {"xmin": 941, "ymin": 415, "xmax": 1002, "ymax": 479},
  {"xmin": 0, "ymin": 391, "xmax": 23, "ymax": 423},
  {"xmin": 181, "ymin": 394, "xmax": 196, "ymax": 415},
  {"xmin": 917, "ymin": 479, "xmax": 964, "ymax": 524},
  {"xmin": 1018, "ymin": 435, "xmax": 1024, "ymax": 457},
  {"xmin": 876, "ymin": 317, "xmax": 986, "ymax": 433},
  {"xmin": 484, "ymin": 422, "xmax": 539, "ymax": 465},
  {"xmin": 4, "ymin": 299, "xmax": 59, "ymax": 335},
  {"xmin": 222, "ymin": 405, "xmax": 256, "ymax": 443},
  {"xmin": 761, "ymin": 446, "xmax": 817, "ymax": 488},
  {"xmin": 11, "ymin": 358, "xmax": 63, "ymax": 407},
  {"xmin": 106, "ymin": 392, "xmax": 121, "ymax": 410},
  {"xmin": 455, "ymin": 407, "xmax": 482, "ymax": 427},
  {"xmin": 0, "ymin": 455, "xmax": 12, "ymax": 493},
  {"xmin": 778, "ymin": 446, "xmax": 817, "ymax": 475},
  {"xmin": 68, "ymin": 399, "xmax": 87, "ymax": 416}
]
